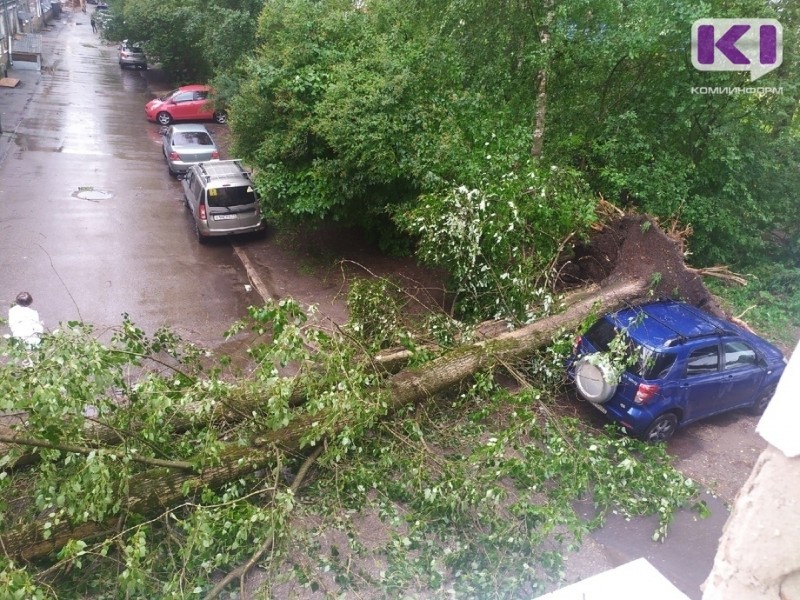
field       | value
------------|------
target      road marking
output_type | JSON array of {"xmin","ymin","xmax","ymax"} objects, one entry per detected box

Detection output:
[{"xmin": 232, "ymin": 244, "xmax": 274, "ymax": 304}]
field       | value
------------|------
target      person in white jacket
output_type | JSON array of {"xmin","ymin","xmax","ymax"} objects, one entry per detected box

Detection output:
[{"xmin": 8, "ymin": 292, "xmax": 44, "ymax": 346}]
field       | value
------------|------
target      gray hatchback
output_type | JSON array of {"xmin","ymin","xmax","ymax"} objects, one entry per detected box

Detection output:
[
  {"xmin": 118, "ymin": 40, "xmax": 147, "ymax": 69},
  {"xmin": 180, "ymin": 160, "xmax": 266, "ymax": 243},
  {"xmin": 160, "ymin": 124, "xmax": 219, "ymax": 175}
]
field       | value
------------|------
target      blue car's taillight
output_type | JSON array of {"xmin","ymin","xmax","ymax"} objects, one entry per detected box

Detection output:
[{"xmin": 634, "ymin": 383, "xmax": 659, "ymax": 405}]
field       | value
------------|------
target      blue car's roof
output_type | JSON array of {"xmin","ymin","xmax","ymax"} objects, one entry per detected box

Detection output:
[{"xmin": 609, "ymin": 300, "xmax": 736, "ymax": 351}]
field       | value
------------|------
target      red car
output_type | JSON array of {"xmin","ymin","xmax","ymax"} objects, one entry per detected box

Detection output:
[{"xmin": 145, "ymin": 85, "xmax": 227, "ymax": 126}]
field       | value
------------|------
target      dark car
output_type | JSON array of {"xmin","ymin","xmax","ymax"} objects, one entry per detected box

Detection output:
[{"xmin": 568, "ymin": 299, "xmax": 786, "ymax": 442}]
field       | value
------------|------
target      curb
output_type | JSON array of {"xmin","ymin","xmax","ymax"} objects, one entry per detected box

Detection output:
[{"xmin": 232, "ymin": 244, "xmax": 275, "ymax": 304}]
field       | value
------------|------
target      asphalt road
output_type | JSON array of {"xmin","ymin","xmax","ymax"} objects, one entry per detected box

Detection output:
[{"xmin": 0, "ymin": 13, "xmax": 254, "ymax": 345}]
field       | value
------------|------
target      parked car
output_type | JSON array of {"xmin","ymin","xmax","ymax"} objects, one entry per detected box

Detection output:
[
  {"xmin": 118, "ymin": 40, "xmax": 147, "ymax": 70},
  {"xmin": 568, "ymin": 299, "xmax": 786, "ymax": 442},
  {"xmin": 160, "ymin": 124, "xmax": 220, "ymax": 175},
  {"xmin": 180, "ymin": 160, "xmax": 265, "ymax": 243},
  {"xmin": 145, "ymin": 85, "xmax": 227, "ymax": 126}
]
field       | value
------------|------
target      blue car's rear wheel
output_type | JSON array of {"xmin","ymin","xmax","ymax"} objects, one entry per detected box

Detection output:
[{"xmin": 643, "ymin": 413, "xmax": 678, "ymax": 443}]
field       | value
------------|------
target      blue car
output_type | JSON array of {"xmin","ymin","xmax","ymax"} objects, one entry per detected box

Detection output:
[{"xmin": 568, "ymin": 300, "xmax": 786, "ymax": 442}]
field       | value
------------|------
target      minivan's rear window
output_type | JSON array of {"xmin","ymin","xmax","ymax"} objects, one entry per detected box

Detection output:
[
  {"xmin": 206, "ymin": 186, "xmax": 257, "ymax": 208},
  {"xmin": 584, "ymin": 318, "xmax": 676, "ymax": 380}
]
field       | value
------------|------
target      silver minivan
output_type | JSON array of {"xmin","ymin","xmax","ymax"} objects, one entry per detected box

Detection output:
[{"xmin": 180, "ymin": 160, "xmax": 266, "ymax": 243}]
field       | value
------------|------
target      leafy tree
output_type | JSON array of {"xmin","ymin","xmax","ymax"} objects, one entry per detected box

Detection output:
[
  {"xmin": 229, "ymin": 0, "xmax": 798, "ymax": 274},
  {"xmin": 107, "ymin": 0, "xmax": 262, "ymax": 81},
  {"xmin": 542, "ymin": 0, "xmax": 800, "ymax": 265},
  {"xmin": 396, "ymin": 162, "xmax": 596, "ymax": 321}
]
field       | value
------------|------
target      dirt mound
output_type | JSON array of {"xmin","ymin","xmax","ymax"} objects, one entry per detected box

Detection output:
[{"xmin": 561, "ymin": 215, "xmax": 724, "ymax": 317}]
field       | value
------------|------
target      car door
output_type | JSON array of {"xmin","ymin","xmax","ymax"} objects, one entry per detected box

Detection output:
[
  {"xmin": 161, "ymin": 125, "xmax": 174, "ymax": 158},
  {"xmin": 719, "ymin": 338, "xmax": 765, "ymax": 408},
  {"xmin": 679, "ymin": 342, "xmax": 727, "ymax": 422},
  {"xmin": 181, "ymin": 169, "xmax": 197, "ymax": 211},
  {"xmin": 170, "ymin": 91, "xmax": 197, "ymax": 121},
  {"xmin": 193, "ymin": 90, "xmax": 214, "ymax": 120}
]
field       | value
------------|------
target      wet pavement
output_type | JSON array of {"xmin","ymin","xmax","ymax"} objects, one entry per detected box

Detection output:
[
  {"xmin": 562, "ymin": 395, "xmax": 767, "ymax": 599},
  {"xmin": 0, "ymin": 9, "xmax": 254, "ymax": 345}
]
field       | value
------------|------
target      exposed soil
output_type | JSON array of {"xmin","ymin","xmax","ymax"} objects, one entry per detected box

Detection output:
[{"xmin": 561, "ymin": 214, "xmax": 723, "ymax": 316}]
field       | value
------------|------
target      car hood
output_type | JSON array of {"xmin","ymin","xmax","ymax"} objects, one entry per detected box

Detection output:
[{"xmin": 145, "ymin": 98, "xmax": 165, "ymax": 110}]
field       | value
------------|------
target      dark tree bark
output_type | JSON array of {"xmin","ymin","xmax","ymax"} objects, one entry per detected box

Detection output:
[{"xmin": 531, "ymin": 0, "xmax": 554, "ymax": 158}]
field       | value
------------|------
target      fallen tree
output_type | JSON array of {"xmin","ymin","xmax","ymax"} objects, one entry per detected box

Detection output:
[{"xmin": 0, "ymin": 279, "xmax": 647, "ymax": 562}]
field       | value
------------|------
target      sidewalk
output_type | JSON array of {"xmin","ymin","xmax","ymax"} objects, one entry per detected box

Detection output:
[
  {"xmin": 0, "ymin": 11, "xmax": 68, "ymax": 166},
  {"xmin": 0, "ymin": 21, "xmax": 54, "ymax": 164}
]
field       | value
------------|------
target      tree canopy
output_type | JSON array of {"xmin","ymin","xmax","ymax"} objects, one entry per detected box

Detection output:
[{"xmin": 110, "ymin": 0, "xmax": 800, "ymax": 297}]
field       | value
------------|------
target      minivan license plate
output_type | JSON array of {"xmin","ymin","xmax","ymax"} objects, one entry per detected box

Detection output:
[{"xmin": 214, "ymin": 214, "xmax": 237, "ymax": 221}]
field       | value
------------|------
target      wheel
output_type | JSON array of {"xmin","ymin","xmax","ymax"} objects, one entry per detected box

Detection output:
[
  {"xmin": 213, "ymin": 110, "xmax": 227, "ymax": 124},
  {"xmin": 141, "ymin": 64, "xmax": 148, "ymax": 70},
  {"xmin": 748, "ymin": 387, "xmax": 775, "ymax": 415},
  {"xmin": 642, "ymin": 413, "xmax": 678, "ymax": 443},
  {"xmin": 119, "ymin": 62, "xmax": 126, "ymax": 69},
  {"xmin": 156, "ymin": 111, "xmax": 173, "ymax": 126},
  {"xmin": 194, "ymin": 219, "xmax": 209, "ymax": 244},
  {"xmin": 573, "ymin": 355, "xmax": 618, "ymax": 404},
  {"xmin": 163, "ymin": 150, "xmax": 175, "ymax": 176}
]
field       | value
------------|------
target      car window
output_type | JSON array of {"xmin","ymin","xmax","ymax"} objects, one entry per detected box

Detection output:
[
  {"xmin": 584, "ymin": 319, "xmax": 616, "ymax": 351},
  {"xmin": 723, "ymin": 340, "xmax": 758, "ymax": 371},
  {"xmin": 637, "ymin": 349, "xmax": 676, "ymax": 380},
  {"xmin": 207, "ymin": 186, "xmax": 257, "ymax": 208},
  {"xmin": 685, "ymin": 344, "xmax": 720, "ymax": 377},
  {"xmin": 583, "ymin": 318, "xmax": 673, "ymax": 379},
  {"xmin": 173, "ymin": 92, "xmax": 195, "ymax": 103},
  {"xmin": 194, "ymin": 91, "xmax": 209, "ymax": 101},
  {"xmin": 174, "ymin": 132, "xmax": 213, "ymax": 146}
]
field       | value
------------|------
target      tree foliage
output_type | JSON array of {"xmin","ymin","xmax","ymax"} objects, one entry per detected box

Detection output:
[
  {"xmin": 0, "ymin": 295, "xmax": 698, "ymax": 598},
  {"xmin": 104, "ymin": 0, "xmax": 800, "ymax": 312},
  {"xmin": 226, "ymin": 0, "xmax": 799, "ymax": 272},
  {"xmin": 101, "ymin": 0, "xmax": 800, "ymax": 271},
  {"xmin": 106, "ymin": 0, "xmax": 261, "ymax": 82},
  {"xmin": 396, "ymin": 163, "xmax": 596, "ymax": 321}
]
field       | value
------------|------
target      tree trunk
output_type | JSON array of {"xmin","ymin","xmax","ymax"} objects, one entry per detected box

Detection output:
[
  {"xmin": 0, "ymin": 347, "xmax": 422, "ymax": 471},
  {"xmin": 530, "ymin": 0, "xmax": 554, "ymax": 158},
  {"xmin": 1, "ymin": 279, "xmax": 646, "ymax": 561}
]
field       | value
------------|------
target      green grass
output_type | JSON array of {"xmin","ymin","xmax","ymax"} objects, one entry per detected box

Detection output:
[{"xmin": 707, "ymin": 265, "xmax": 800, "ymax": 351}]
